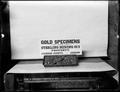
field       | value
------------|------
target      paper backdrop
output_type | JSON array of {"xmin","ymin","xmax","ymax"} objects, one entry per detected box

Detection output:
[{"xmin": 9, "ymin": 1, "xmax": 108, "ymax": 59}]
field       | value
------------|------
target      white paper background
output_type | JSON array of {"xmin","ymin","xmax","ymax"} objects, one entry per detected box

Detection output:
[{"xmin": 9, "ymin": 1, "xmax": 108, "ymax": 59}]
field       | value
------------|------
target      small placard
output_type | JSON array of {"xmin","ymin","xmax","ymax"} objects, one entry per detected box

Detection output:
[{"xmin": 40, "ymin": 39, "xmax": 82, "ymax": 57}]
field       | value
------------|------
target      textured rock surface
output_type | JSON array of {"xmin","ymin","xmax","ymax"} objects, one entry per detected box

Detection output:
[{"xmin": 43, "ymin": 55, "xmax": 78, "ymax": 67}]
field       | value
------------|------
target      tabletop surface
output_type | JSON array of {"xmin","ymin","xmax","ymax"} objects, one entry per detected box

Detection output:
[{"xmin": 7, "ymin": 58, "xmax": 116, "ymax": 75}]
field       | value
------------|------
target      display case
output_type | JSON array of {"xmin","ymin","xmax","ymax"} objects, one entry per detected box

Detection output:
[{"xmin": 0, "ymin": 0, "xmax": 119, "ymax": 91}]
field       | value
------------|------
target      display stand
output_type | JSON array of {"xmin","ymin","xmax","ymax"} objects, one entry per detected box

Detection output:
[{"xmin": 4, "ymin": 58, "xmax": 118, "ymax": 91}]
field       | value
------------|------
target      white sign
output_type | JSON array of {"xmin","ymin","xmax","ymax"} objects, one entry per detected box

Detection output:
[{"xmin": 40, "ymin": 39, "xmax": 82, "ymax": 56}]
